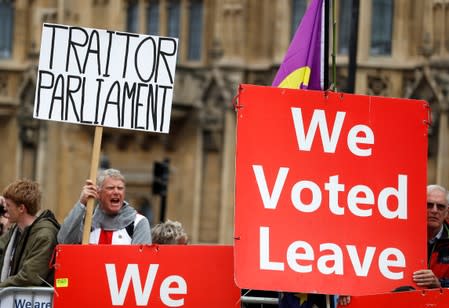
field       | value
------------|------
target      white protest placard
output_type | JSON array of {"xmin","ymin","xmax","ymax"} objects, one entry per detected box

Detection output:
[{"xmin": 34, "ymin": 23, "xmax": 178, "ymax": 133}]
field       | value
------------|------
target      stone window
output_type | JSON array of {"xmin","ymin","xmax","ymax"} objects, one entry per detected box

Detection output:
[
  {"xmin": 124, "ymin": 0, "xmax": 205, "ymax": 62},
  {"xmin": 187, "ymin": 0, "xmax": 202, "ymax": 60},
  {"xmin": 144, "ymin": 0, "xmax": 204, "ymax": 62},
  {"xmin": 126, "ymin": 0, "xmax": 139, "ymax": 33},
  {"xmin": 370, "ymin": 0, "xmax": 394, "ymax": 56},
  {"xmin": 0, "ymin": 0, "xmax": 14, "ymax": 59},
  {"xmin": 146, "ymin": 0, "xmax": 160, "ymax": 35},
  {"xmin": 290, "ymin": 0, "xmax": 307, "ymax": 39},
  {"xmin": 338, "ymin": 0, "xmax": 352, "ymax": 55},
  {"xmin": 167, "ymin": 0, "xmax": 181, "ymax": 38}
]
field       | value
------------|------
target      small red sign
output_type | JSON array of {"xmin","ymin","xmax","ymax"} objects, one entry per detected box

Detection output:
[
  {"xmin": 54, "ymin": 245, "xmax": 240, "ymax": 307},
  {"xmin": 234, "ymin": 84, "xmax": 429, "ymax": 295},
  {"xmin": 337, "ymin": 288, "xmax": 449, "ymax": 307}
]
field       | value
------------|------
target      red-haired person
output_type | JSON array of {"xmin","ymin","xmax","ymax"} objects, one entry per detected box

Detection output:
[{"xmin": 0, "ymin": 179, "xmax": 59, "ymax": 287}]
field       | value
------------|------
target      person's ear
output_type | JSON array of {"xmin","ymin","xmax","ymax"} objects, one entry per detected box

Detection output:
[{"xmin": 18, "ymin": 204, "xmax": 27, "ymax": 214}]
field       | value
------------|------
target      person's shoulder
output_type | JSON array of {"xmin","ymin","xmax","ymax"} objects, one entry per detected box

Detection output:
[
  {"xmin": 134, "ymin": 214, "xmax": 150, "ymax": 228},
  {"xmin": 136, "ymin": 213, "xmax": 148, "ymax": 220},
  {"xmin": 442, "ymin": 221, "xmax": 449, "ymax": 240},
  {"xmin": 32, "ymin": 211, "xmax": 60, "ymax": 233}
]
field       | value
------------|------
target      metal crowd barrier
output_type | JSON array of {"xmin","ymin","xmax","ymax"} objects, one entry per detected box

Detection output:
[
  {"xmin": 0, "ymin": 287, "xmax": 280, "ymax": 308},
  {"xmin": 0, "ymin": 287, "xmax": 53, "ymax": 308},
  {"xmin": 241, "ymin": 295, "xmax": 279, "ymax": 306}
]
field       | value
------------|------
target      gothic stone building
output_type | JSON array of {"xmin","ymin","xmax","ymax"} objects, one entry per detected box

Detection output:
[{"xmin": 0, "ymin": 0, "xmax": 448, "ymax": 244}]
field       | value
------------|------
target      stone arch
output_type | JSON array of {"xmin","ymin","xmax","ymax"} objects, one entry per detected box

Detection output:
[{"xmin": 405, "ymin": 66, "xmax": 449, "ymax": 184}]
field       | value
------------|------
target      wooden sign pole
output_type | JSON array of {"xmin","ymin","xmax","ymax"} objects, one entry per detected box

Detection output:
[{"xmin": 82, "ymin": 126, "xmax": 103, "ymax": 244}]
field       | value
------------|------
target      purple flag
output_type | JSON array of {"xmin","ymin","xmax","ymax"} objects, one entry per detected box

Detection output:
[{"xmin": 272, "ymin": 0, "xmax": 324, "ymax": 90}]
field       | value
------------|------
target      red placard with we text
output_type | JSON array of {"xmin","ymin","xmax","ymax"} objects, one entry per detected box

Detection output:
[
  {"xmin": 54, "ymin": 245, "xmax": 240, "ymax": 307},
  {"xmin": 234, "ymin": 84, "xmax": 429, "ymax": 296}
]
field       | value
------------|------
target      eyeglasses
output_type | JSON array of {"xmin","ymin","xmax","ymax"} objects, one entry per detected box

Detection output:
[{"xmin": 427, "ymin": 202, "xmax": 448, "ymax": 211}]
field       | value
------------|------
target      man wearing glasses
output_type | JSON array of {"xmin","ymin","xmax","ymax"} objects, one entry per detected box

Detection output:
[
  {"xmin": 413, "ymin": 184, "xmax": 449, "ymax": 288},
  {"xmin": 338, "ymin": 185, "xmax": 449, "ymax": 306}
]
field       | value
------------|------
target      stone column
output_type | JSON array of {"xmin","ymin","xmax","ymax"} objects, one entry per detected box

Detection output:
[
  {"xmin": 219, "ymin": 104, "xmax": 236, "ymax": 244},
  {"xmin": 436, "ymin": 103, "xmax": 449, "ymax": 187},
  {"xmin": 435, "ymin": 70, "xmax": 449, "ymax": 187}
]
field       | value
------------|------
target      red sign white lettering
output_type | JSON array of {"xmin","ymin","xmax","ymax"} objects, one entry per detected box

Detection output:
[
  {"xmin": 54, "ymin": 245, "xmax": 239, "ymax": 307},
  {"xmin": 234, "ymin": 84, "xmax": 429, "ymax": 295}
]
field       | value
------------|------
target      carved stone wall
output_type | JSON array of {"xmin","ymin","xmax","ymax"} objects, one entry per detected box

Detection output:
[{"xmin": 1, "ymin": 0, "xmax": 449, "ymax": 243}]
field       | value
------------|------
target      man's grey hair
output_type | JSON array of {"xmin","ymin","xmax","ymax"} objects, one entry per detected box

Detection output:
[
  {"xmin": 427, "ymin": 184, "xmax": 449, "ymax": 204},
  {"xmin": 151, "ymin": 220, "xmax": 188, "ymax": 244},
  {"xmin": 97, "ymin": 168, "xmax": 125, "ymax": 188}
]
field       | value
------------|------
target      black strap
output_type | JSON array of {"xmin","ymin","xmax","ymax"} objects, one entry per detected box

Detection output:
[{"xmin": 125, "ymin": 221, "xmax": 135, "ymax": 238}]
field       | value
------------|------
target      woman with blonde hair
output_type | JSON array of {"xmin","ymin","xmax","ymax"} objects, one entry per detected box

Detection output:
[{"xmin": 151, "ymin": 219, "xmax": 188, "ymax": 244}]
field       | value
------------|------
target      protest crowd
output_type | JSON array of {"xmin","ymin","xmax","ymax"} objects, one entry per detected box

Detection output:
[
  {"xmin": 0, "ymin": 167, "xmax": 448, "ymax": 307},
  {"xmin": 0, "ymin": 0, "xmax": 448, "ymax": 307}
]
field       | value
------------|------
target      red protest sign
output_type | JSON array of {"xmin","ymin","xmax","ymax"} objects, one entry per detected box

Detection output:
[
  {"xmin": 337, "ymin": 288, "xmax": 449, "ymax": 307},
  {"xmin": 234, "ymin": 84, "xmax": 428, "ymax": 296},
  {"xmin": 54, "ymin": 245, "xmax": 240, "ymax": 307}
]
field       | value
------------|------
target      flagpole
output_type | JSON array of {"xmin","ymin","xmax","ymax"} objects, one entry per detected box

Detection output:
[
  {"xmin": 324, "ymin": 0, "xmax": 330, "ymax": 90},
  {"xmin": 347, "ymin": 0, "xmax": 360, "ymax": 93},
  {"xmin": 332, "ymin": 0, "xmax": 337, "ymax": 91},
  {"xmin": 325, "ymin": 2, "xmax": 334, "ymax": 307}
]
